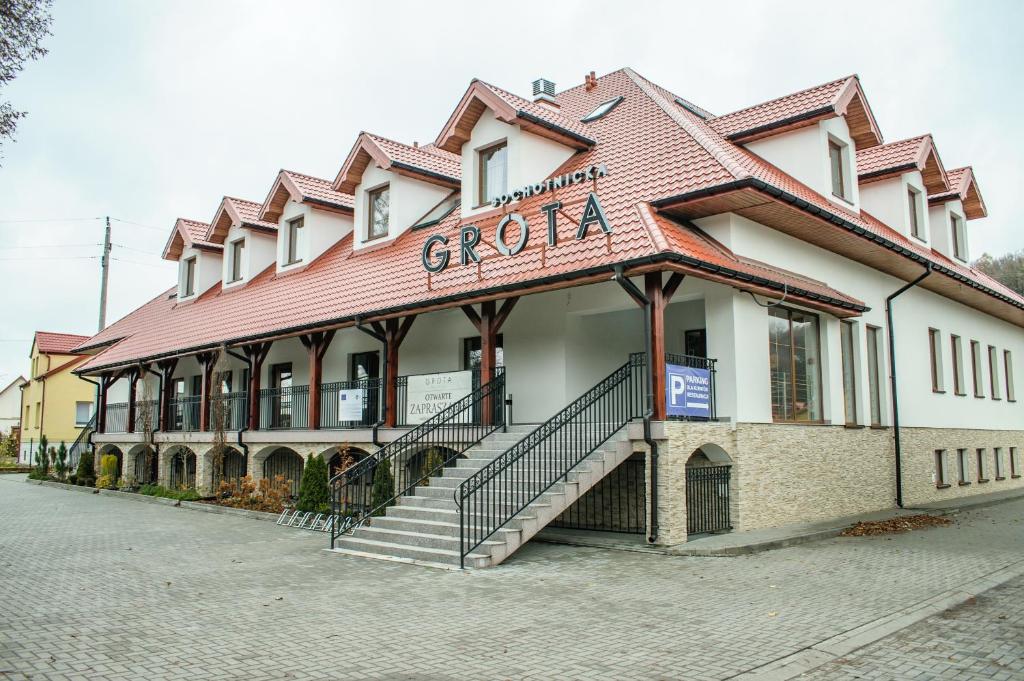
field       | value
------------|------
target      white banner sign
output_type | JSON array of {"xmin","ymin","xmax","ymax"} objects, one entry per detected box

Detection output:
[
  {"xmin": 404, "ymin": 370, "xmax": 473, "ymax": 425},
  {"xmin": 338, "ymin": 388, "xmax": 365, "ymax": 422}
]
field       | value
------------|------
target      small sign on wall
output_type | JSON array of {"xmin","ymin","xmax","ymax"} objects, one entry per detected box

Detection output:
[
  {"xmin": 405, "ymin": 371, "xmax": 473, "ymax": 425},
  {"xmin": 338, "ymin": 389, "xmax": 365, "ymax": 422},
  {"xmin": 666, "ymin": 364, "xmax": 711, "ymax": 418}
]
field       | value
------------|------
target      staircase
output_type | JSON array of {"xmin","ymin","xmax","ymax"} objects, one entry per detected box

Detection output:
[
  {"xmin": 329, "ymin": 425, "xmax": 635, "ymax": 568},
  {"xmin": 330, "ymin": 354, "xmax": 648, "ymax": 569}
]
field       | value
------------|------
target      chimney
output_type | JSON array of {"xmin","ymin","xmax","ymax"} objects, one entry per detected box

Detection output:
[
  {"xmin": 531, "ymin": 78, "xmax": 559, "ymax": 109},
  {"xmin": 585, "ymin": 71, "xmax": 597, "ymax": 91}
]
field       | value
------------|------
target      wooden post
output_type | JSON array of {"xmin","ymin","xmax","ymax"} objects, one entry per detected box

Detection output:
[
  {"xmin": 157, "ymin": 359, "xmax": 178, "ymax": 432},
  {"xmin": 97, "ymin": 373, "xmax": 110, "ymax": 434},
  {"xmin": 243, "ymin": 342, "xmax": 271, "ymax": 431},
  {"xmin": 645, "ymin": 273, "xmax": 667, "ymax": 421},
  {"xmin": 197, "ymin": 352, "xmax": 215, "ymax": 432},
  {"xmin": 461, "ymin": 297, "xmax": 518, "ymax": 424},
  {"xmin": 371, "ymin": 316, "xmax": 416, "ymax": 427},
  {"xmin": 126, "ymin": 367, "xmax": 139, "ymax": 433},
  {"xmin": 300, "ymin": 331, "xmax": 335, "ymax": 430}
]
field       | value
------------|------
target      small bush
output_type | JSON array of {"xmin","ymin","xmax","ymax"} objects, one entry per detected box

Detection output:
[
  {"xmin": 74, "ymin": 449, "xmax": 96, "ymax": 487},
  {"xmin": 28, "ymin": 435, "xmax": 50, "ymax": 479},
  {"xmin": 138, "ymin": 484, "xmax": 201, "ymax": 502},
  {"xmin": 54, "ymin": 442, "xmax": 68, "ymax": 482},
  {"xmin": 370, "ymin": 460, "xmax": 395, "ymax": 516},
  {"xmin": 97, "ymin": 454, "xmax": 120, "ymax": 490},
  {"xmin": 296, "ymin": 454, "xmax": 329, "ymax": 513},
  {"xmin": 215, "ymin": 475, "xmax": 291, "ymax": 513},
  {"xmin": 68, "ymin": 474, "xmax": 78, "ymax": 485}
]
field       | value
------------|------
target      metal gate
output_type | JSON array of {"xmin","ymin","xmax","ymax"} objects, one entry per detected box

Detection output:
[
  {"xmin": 263, "ymin": 449, "xmax": 304, "ymax": 499},
  {"xmin": 134, "ymin": 448, "xmax": 158, "ymax": 485},
  {"xmin": 169, "ymin": 450, "xmax": 196, "ymax": 490},
  {"xmin": 549, "ymin": 455, "xmax": 646, "ymax": 534},
  {"xmin": 686, "ymin": 465, "xmax": 731, "ymax": 535},
  {"xmin": 212, "ymin": 449, "xmax": 247, "ymax": 489}
]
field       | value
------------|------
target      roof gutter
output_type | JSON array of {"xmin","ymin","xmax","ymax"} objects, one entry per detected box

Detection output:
[
  {"xmin": 723, "ymin": 104, "xmax": 836, "ymax": 142},
  {"xmin": 74, "ymin": 250, "xmax": 867, "ymax": 375},
  {"xmin": 886, "ymin": 264, "xmax": 931, "ymax": 508},
  {"xmin": 515, "ymin": 110, "xmax": 596, "ymax": 147},
  {"xmin": 388, "ymin": 161, "xmax": 460, "ymax": 188}
]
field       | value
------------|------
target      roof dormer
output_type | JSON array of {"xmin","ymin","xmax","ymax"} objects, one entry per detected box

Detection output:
[
  {"xmin": 335, "ymin": 133, "xmax": 459, "ymax": 250},
  {"xmin": 161, "ymin": 218, "xmax": 222, "ymax": 301},
  {"xmin": 857, "ymin": 135, "xmax": 949, "ymax": 245},
  {"xmin": 435, "ymin": 79, "xmax": 593, "ymax": 218},
  {"xmin": 202, "ymin": 197, "xmax": 277, "ymax": 290},
  {"xmin": 928, "ymin": 166, "xmax": 986, "ymax": 264}
]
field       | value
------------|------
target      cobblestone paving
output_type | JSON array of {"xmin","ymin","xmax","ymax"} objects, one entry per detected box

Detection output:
[
  {"xmin": 0, "ymin": 477, "xmax": 1022, "ymax": 681},
  {"xmin": 802, "ymin": 575, "xmax": 1024, "ymax": 680}
]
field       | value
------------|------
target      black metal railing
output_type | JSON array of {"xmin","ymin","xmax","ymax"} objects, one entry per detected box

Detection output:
[
  {"xmin": 167, "ymin": 396, "xmax": 201, "ymax": 432},
  {"xmin": 664, "ymin": 352, "xmax": 718, "ymax": 421},
  {"xmin": 330, "ymin": 368, "xmax": 506, "ymax": 547},
  {"xmin": 104, "ymin": 402, "xmax": 128, "ymax": 434},
  {"xmin": 134, "ymin": 399, "xmax": 159, "ymax": 434},
  {"xmin": 68, "ymin": 412, "xmax": 96, "ymax": 470},
  {"xmin": 686, "ymin": 465, "xmax": 731, "ymax": 535},
  {"xmin": 259, "ymin": 386, "xmax": 308, "ymax": 430},
  {"xmin": 456, "ymin": 354, "xmax": 646, "ymax": 568},
  {"xmin": 320, "ymin": 378, "xmax": 382, "ymax": 429},
  {"xmin": 210, "ymin": 392, "xmax": 248, "ymax": 431}
]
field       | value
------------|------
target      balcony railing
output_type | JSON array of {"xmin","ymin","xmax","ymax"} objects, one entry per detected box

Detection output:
[
  {"xmin": 319, "ymin": 378, "xmax": 381, "ymax": 429},
  {"xmin": 167, "ymin": 396, "xmax": 201, "ymax": 432},
  {"xmin": 210, "ymin": 392, "xmax": 249, "ymax": 431},
  {"xmin": 104, "ymin": 402, "xmax": 128, "ymax": 433},
  {"xmin": 259, "ymin": 385, "xmax": 309, "ymax": 430},
  {"xmin": 134, "ymin": 399, "xmax": 159, "ymax": 434},
  {"xmin": 665, "ymin": 352, "xmax": 717, "ymax": 421}
]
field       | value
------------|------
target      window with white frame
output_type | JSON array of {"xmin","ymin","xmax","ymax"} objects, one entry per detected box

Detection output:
[
  {"xmin": 977, "ymin": 448, "xmax": 989, "ymax": 482},
  {"xmin": 994, "ymin": 447, "xmax": 1005, "ymax": 479},
  {"xmin": 907, "ymin": 186, "xmax": 924, "ymax": 240},
  {"xmin": 367, "ymin": 184, "xmax": 389, "ymax": 240},
  {"xmin": 75, "ymin": 401, "xmax": 92, "ymax": 426},
  {"xmin": 183, "ymin": 256, "xmax": 196, "ymax": 297},
  {"xmin": 828, "ymin": 138, "xmax": 850, "ymax": 201},
  {"xmin": 478, "ymin": 141, "xmax": 508, "ymax": 206},
  {"xmin": 934, "ymin": 449, "xmax": 950, "ymax": 488},
  {"xmin": 957, "ymin": 448, "xmax": 970, "ymax": 485},
  {"xmin": 951, "ymin": 213, "xmax": 967, "ymax": 261},
  {"xmin": 228, "ymin": 239, "xmax": 244, "ymax": 283},
  {"xmin": 286, "ymin": 217, "xmax": 304, "ymax": 265},
  {"xmin": 988, "ymin": 345, "xmax": 1001, "ymax": 399}
]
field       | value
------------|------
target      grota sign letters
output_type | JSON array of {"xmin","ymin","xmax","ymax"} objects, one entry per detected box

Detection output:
[{"xmin": 421, "ymin": 164, "xmax": 612, "ymax": 273}]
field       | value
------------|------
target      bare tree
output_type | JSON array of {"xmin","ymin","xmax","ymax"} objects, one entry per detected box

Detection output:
[
  {"xmin": 0, "ymin": 0, "xmax": 54, "ymax": 157},
  {"xmin": 974, "ymin": 250, "xmax": 1024, "ymax": 296}
]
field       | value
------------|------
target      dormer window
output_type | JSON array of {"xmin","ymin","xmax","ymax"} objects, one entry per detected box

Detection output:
[
  {"xmin": 228, "ymin": 239, "xmax": 244, "ymax": 283},
  {"xmin": 828, "ymin": 139, "xmax": 850, "ymax": 200},
  {"xmin": 286, "ymin": 217, "xmax": 304, "ymax": 265},
  {"xmin": 367, "ymin": 184, "xmax": 389, "ymax": 240},
  {"xmin": 478, "ymin": 141, "xmax": 507, "ymax": 206},
  {"xmin": 907, "ymin": 187, "xmax": 923, "ymax": 240},
  {"xmin": 183, "ymin": 257, "xmax": 196, "ymax": 297},
  {"xmin": 951, "ymin": 213, "xmax": 967, "ymax": 261}
]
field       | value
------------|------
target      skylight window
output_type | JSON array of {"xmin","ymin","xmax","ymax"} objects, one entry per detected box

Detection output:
[
  {"xmin": 674, "ymin": 97, "xmax": 710, "ymax": 120},
  {"xmin": 581, "ymin": 96, "xmax": 624, "ymax": 122}
]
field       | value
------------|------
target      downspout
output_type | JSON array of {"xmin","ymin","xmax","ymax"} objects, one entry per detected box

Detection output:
[
  {"xmin": 612, "ymin": 266, "xmax": 659, "ymax": 544},
  {"xmin": 225, "ymin": 349, "xmax": 250, "ymax": 459},
  {"xmin": 356, "ymin": 319, "xmax": 387, "ymax": 448},
  {"xmin": 79, "ymin": 374, "xmax": 100, "ymax": 452},
  {"xmin": 886, "ymin": 264, "xmax": 932, "ymax": 508}
]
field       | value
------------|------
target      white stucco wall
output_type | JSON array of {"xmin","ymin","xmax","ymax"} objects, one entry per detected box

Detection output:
[
  {"xmin": 928, "ymin": 199, "xmax": 969, "ymax": 264},
  {"xmin": 276, "ymin": 201, "xmax": 353, "ymax": 274},
  {"xmin": 460, "ymin": 108, "xmax": 576, "ymax": 218},
  {"xmin": 177, "ymin": 246, "xmax": 221, "ymax": 300},
  {"xmin": 351, "ymin": 165, "xmax": 452, "ymax": 251},
  {"xmin": 219, "ymin": 225, "xmax": 275, "ymax": 290},
  {"xmin": 859, "ymin": 170, "xmax": 931, "ymax": 245}
]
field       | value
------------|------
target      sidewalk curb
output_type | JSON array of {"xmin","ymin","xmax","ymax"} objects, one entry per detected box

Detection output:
[
  {"xmin": 21, "ymin": 477, "xmax": 281, "ymax": 523},
  {"xmin": 729, "ymin": 558, "xmax": 1024, "ymax": 680}
]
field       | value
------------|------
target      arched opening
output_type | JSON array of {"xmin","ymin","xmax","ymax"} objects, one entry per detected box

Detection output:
[
  {"xmin": 98, "ymin": 445, "xmax": 124, "ymax": 485},
  {"xmin": 211, "ymin": 447, "xmax": 247, "ymax": 491},
  {"xmin": 326, "ymin": 446, "xmax": 374, "ymax": 513},
  {"xmin": 169, "ymin": 448, "xmax": 197, "ymax": 490},
  {"xmin": 685, "ymin": 444, "xmax": 732, "ymax": 536},
  {"xmin": 263, "ymin": 448, "xmax": 304, "ymax": 499},
  {"xmin": 131, "ymin": 446, "xmax": 158, "ymax": 485},
  {"xmin": 403, "ymin": 445, "xmax": 461, "ymax": 488}
]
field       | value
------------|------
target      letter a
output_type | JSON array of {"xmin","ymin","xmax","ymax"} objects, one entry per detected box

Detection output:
[{"xmin": 576, "ymin": 192, "xmax": 613, "ymax": 239}]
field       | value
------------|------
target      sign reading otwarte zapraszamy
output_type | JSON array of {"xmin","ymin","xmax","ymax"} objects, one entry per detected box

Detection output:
[
  {"xmin": 404, "ymin": 371, "xmax": 473, "ymax": 425},
  {"xmin": 666, "ymin": 363, "xmax": 711, "ymax": 419}
]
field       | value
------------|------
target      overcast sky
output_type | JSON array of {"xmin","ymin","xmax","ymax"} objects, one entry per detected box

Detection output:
[{"xmin": 0, "ymin": 0, "xmax": 1021, "ymax": 385}]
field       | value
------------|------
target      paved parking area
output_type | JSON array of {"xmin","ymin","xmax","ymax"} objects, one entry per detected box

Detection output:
[{"xmin": 0, "ymin": 476, "xmax": 1022, "ymax": 681}]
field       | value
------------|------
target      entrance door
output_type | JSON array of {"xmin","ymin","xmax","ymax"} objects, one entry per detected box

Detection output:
[
  {"xmin": 171, "ymin": 378, "xmax": 185, "ymax": 430},
  {"xmin": 270, "ymin": 363, "xmax": 293, "ymax": 429},
  {"xmin": 684, "ymin": 329, "xmax": 707, "ymax": 358},
  {"xmin": 685, "ymin": 464, "xmax": 731, "ymax": 535},
  {"xmin": 350, "ymin": 351, "xmax": 380, "ymax": 424}
]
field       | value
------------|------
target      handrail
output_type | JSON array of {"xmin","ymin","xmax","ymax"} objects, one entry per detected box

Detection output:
[
  {"xmin": 330, "ymin": 367, "xmax": 506, "ymax": 548},
  {"xmin": 456, "ymin": 354, "xmax": 646, "ymax": 568},
  {"xmin": 68, "ymin": 412, "xmax": 97, "ymax": 470}
]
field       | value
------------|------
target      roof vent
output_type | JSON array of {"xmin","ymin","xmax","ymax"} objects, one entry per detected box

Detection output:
[{"xmin": 532, "ymin": 78, "xmax": 557, "ymax": 106}]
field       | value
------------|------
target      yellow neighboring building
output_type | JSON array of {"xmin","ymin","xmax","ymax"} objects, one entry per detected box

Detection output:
[{"xmin": 18, "ymin": 331, "xmax": 96, "ymax": 464}]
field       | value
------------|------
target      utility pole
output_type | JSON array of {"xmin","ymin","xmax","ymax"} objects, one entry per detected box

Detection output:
[{"xmin": 98, "ymin": 216, "xmax": 112, "ymax": 331}]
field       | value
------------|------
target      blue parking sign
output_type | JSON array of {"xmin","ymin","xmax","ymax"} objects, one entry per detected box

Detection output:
[{"xmin": 666, "ymin": 363, "xmax": 711, "ymax": 418}]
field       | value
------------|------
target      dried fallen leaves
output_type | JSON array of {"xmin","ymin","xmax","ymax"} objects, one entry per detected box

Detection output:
[{"xmin": 841, "ymin": 514, "xmax": 953, "ymax": 537}]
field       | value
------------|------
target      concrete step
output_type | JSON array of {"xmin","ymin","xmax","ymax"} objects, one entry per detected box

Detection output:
[
  {"xmin": 330, "ymin": 536, "xmax": 492, "ymax": 568},
  {"xmin": 396, "ymin": 494, "xmax": 554, "ymax": 515},
  {"xmin": 352, "ymin": 525, "xmax": 511, "ymax": 553},
  {"xmin": 368, "ymin": 514, "xmax": 531, "ymax": 539}
]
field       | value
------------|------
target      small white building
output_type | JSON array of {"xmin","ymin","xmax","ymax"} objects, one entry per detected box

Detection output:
[
  {"xmin": 72, "ymin": 69, "xmax": 1023, "ymax": 568},
  {"xmin": 0, "ymin": 375, "xmax": 27, "ymax": 436}
]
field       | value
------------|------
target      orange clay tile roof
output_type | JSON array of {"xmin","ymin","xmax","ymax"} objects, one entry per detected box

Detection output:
[
  {"xmin": 74, "ymin": 68, "xmax": 1022, "ymax": 369},
  {"xmin": 709, "ymin": 76, "xmax": 852, "ymax": 138},
  {"xmin": 226, "ymin": 197, "xmax": 277, "ymax": 230},
  {"xmin": 929, "ymin": 166, "xmax": 987, "ymax": 219},
  {"xmin": 366, "ymin": 134, "xmax": 461, "ymax": 181},
  {"xmin": 162, "ymin": 218, "xmax": 221, "ymax": 260},
  {"xmin": 34, "ymin": 331, "xmax": 91, "ymax": 355},
  {"xmin": 855, "ymin": 134, "xmax": 948, "ymax": 193},
  {"xmin": 283, "ymin": 170, "xmax": 354, "ymax": 210},
  {"xmin": 477, "ymin": 80, "xmax": 595, "ymax": 144}
]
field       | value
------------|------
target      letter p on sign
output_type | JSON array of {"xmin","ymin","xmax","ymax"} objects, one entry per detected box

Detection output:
[{"xmin": 670, "ymin": 375, "xmax": 685, "ymax": 406}]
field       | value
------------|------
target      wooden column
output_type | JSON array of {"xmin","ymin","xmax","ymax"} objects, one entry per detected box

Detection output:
[
  {"xmin": 300, "ymin": 331, "xmax": 335, "ymax": 430},
  {"xmin": 645, "ymin": 273, "xmax": 667, "ymax": 421},
  {"xmin": 243, "ymin": 342, "xmax": 271, "ymax": 431},
  {"xmin": 97, "ymin": 373, "xmax": 111, "ymax": 434},
  {"xmin": 157, "ymin": 359, "xmax": 178, "ymax": 432},
  {"xmin": 126, "ymin": 367, "xmax": 140, "ymax": 433},
  {"xmin": 368, "ymin": 316, "xmax": 416, "ymax": 427},
  {"xmin": 197, "ymin": 352, "xmax": 216, "ymax": 432},
  {"xmin": 462, "ymin": 297, "xmax": 518, "ymax": 423}
]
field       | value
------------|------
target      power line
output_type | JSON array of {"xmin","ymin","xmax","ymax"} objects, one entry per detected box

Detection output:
[
  {"xmin": 111, "ymin": 242, "xmax": 162, "ymax": 256},
  {"xmin": 109, "ymin": 217, "xmax": 167, "ymax": 232}
]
